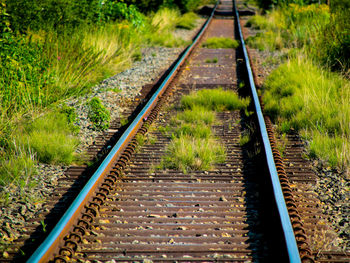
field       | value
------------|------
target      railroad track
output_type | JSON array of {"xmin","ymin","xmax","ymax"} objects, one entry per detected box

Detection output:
[{"xmin": 1, "ymin": 0, "xmax": 349, "ymax": 262}]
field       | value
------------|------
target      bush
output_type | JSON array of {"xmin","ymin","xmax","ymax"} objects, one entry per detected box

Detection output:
[
  {"xmin": 87, "ymin": 97, "xmax": 110, "ymax": 130},
  {"xmin": 6, "ymin": 0, "xmax": 101, "ymax": 32},
  {"xmin": 101, "ymin": 2, "xmax": 145, "ymax": 28}
]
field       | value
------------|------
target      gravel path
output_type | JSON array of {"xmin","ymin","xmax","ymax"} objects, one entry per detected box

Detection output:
[{"xmin": 0, "ymin": 20, "xmax": 205, "ymax": 250}]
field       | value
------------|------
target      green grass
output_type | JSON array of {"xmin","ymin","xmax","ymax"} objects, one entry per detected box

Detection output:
[
  {"xmin": 16, "ymin": 112, "xmax": 80, "ymax": 165},
  {"xmin": 176, "ymin": 12, "xmax": 198, "ymax": 30},
  {"xmin": 174, "ymin": 123, "xmax": 212, "ymax": 139},
  {"xmin": 177, "ymin": 106, "xmax": 216, "ymax": 125},
  {"xmin": 202, "ymin": 37, "xmax": 239, "ymax": 49},
  {"xmin": 239, "ymin": 133, "xmax": 250, "ymax": 146},
  {"xmin": 145, "ymin": 8, "xmax": 194, "ymax": 47},
  {"xmin": 180, "ymin": 88, "xmax": 250, "ymax": 111},
  {"xmin": 158, "ymin": 89, "xmax": 248, "ymax": 173},
  {"xmin": 263, "ymin": 57, "xmax": 350, "ymax": 168},
  {"xmin": 245, "ymin": 4, "xmax": 330, "ymax": 52},
  {"xmin": 0, "ymin": 144, "xmax": 37, "ymax": 187},
  {"xmin": 160, "ymin": 136, "xmax": 225, "ymax": 173}
]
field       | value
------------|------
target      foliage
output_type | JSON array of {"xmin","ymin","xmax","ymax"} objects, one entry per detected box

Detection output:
[
  {"xmin": 177, "ymin": 106, "xmax": 216, "ymax": 125},
  {"xmin": 202, "ymin": 37, "xmax": 240, "ymax": 49},
  {"xmin": 263, "ymin": 58, "xmax": 350, "ymax": 168},
  {"xmin": 87, "ymin": 97, "xmax": 110, "ymax": 130},
  {"xmin": 101, "ymin": 2, "xmax": 145, "ymax": 27},
  {"xmin": 316, "ymin": 0, "xmax": 350, "ymax": 73},
  {"xmin": 123, "ymin": 0, "xmax": 208, "ymax": 13},
  {"xmin": 0, "ymin": 36, "xmax": 52, "ymax": 115}
]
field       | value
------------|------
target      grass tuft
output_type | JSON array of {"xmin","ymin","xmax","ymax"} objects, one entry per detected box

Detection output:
[
  {"xmin": 161, "ymin": 136, "xmax": 226, "ymax": 173},
  {"xmin": 0, "ymin": 143, "xmax": 37, "ymax": 187},
  {"xmin": 180, "ymin": 88, "xmax": 250, "ymax": 111},
  {"xmin": 202, "ymin": 37, "xmax": 239, "ymax": 49},
  {"xmin": 16, "ymin": 112, "xmax": 79, "ymax": 165},
  {"xmin": 177, "ymin": 106, "xmax": 216, "ymax": 125},
  {"xmin": 176, "ymin": 12, "xmax": 198, "ymax": 30}
]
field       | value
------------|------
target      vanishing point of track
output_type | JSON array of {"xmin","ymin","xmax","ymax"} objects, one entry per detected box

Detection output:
[{"xmin": 2, "ymin": 1, "xmax": 349, "ymax": 262}]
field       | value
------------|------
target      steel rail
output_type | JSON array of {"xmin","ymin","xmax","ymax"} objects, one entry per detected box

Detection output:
[
  {"xmin": 233, "ymin": 1, "xmax": 301, "ymax": 262},
  {"xmin": 27, "ymin": 2, "xmax": 218, "ymax": 263}
]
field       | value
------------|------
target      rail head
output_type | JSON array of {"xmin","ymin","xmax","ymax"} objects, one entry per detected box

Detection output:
[
  {"xmin": 233, "ymin": 1, "xmax": 301, "ymax": 263},
  {"xmin": 26, "ymin": 2, "xmax": 219, "ymax": 263}
]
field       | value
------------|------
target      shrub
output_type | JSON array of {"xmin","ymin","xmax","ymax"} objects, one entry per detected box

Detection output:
[
  {"xmin": 202, "ymin": 37, "xmax": 240, "ymax": 49},
  {"xmin": 87, "ymin": 97, "xmax": 110, "ymax": 130},
  {"xmin": 101, "ymin": 2, "xmax": 145, "ymax": 28},
  {"xmin": 316, "ymin": 0, "xmax": 350, "ymax": 73}
]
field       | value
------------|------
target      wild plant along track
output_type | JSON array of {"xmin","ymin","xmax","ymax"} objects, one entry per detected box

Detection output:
[{"xmin": 2, "ymin": 0, "xmax": 349, "ymax": 262}]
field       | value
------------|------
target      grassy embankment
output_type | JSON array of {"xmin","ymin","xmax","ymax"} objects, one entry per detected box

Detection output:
[
  {"xmin": 0, "ymin": 0, "xmax": 205, "ymax": 192},
  {"xmin": 158, "ymin": 89, "xmax": 249, "ymax": 173},
  {"xmin": 246, "ymin": 1, "xmax": 350, "ymax": 171}
]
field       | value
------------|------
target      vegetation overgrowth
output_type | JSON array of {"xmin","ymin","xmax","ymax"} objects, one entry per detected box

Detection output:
[
  {"xmin": 202, "ymin": 37, "xmax": 240, "ymax": 49},
  {"xmin": 247, "ymin": 0, "xmax": 350, "ymax": 170},
  {"xmin": 0, "ymin": 0, "xmax": 209, "ymax": 190},
  {"xmin": 158, "ymin": 89, "xmax": 248, "ymax": 173}
]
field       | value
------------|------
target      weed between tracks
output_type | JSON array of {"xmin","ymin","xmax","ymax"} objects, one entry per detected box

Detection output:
[
  {"xmin": 157, "ymin": 89, "xmax": 249, "ymax": 173},
  {"xmin": 202, "ymin": 37, "xmax": 240, "ymax": 49}
]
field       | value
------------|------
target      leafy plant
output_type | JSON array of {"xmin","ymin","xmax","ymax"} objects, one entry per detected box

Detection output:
[{"xmin": 87, "ymin": 97, "xmax": 110, "ymax": 130}]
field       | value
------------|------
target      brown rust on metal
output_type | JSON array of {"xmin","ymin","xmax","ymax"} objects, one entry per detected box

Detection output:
[{"xmin": 264, "ymin": 117, "xmax": 315, "ymax": 263}]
